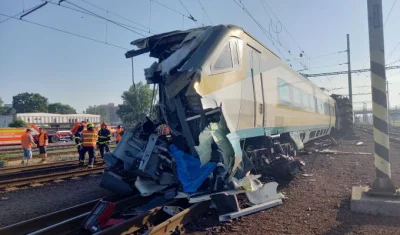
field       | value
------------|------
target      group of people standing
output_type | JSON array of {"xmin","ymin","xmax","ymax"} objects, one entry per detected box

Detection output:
[
  {"xmin": 74, "ymin": 122, "xmax": 124, "ymax": 167},
  {"xmin": 20, "ymin": 123, "xmax": 124, "ymax": 167}
]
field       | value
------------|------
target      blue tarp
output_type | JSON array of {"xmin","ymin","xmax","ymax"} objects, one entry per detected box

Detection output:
[{"xmin": 169, "ymin": 145, "xmax": 216, "ymax": 193}]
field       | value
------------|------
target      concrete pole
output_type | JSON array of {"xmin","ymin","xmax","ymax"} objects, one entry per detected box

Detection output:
[
  {"xmin": 367, "ymin": 0, "xmax": 395, "ymax": 193},
  {"xmin": 347, "ymin": 34, "xmax": 353, "ymax": 105},
  {"xmin": 387, "ymin": 81, "xmax": 391, "ymax": 125}
]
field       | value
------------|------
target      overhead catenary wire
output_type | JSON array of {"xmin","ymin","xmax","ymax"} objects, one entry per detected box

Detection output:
[
  {"xmin": 0, "ymin": 1, "xmax": 48, "ymax": 24},
  {"xmin": 0, "ymin": 12, "xmax": 129, "ymax": 50},
  {"xmin": 152, "ymin": 0, "xmax": 186, "ymax": 18},
  {"xmin": 62, "ymin": 0, "xmax": 147, "ymax": 37},
  {"xmin": 233, "ymin": 0, "xmax": 309, "ymax": 71},
  {"xmin": 79, "ymin": 0, "xmax": 155, "ymax": 33},
  {"xmin": 259, "ymin": 0, "xmax": 311, "ymax": 61},
  {"xmin": 44, "ymin": 0, "xmax": 151, "ymax": 35},
  {"xmin": 178, "ymin": 0, "xmax": 199, "ymax": 26},
  {"xmin": 197, "ymin": 0, "xmax": 212, "ymax": 25}
]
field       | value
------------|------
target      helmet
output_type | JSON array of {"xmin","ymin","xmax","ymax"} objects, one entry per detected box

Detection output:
[
  {"xmin": 86, "ymin": 122, "xmax": 94, "ymax": 129},
  {"xmin": 101, "ymin": 122, "xmax": 108, "ymax": 127}
]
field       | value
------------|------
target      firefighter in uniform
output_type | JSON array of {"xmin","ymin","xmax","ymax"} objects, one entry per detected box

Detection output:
[
  {"xmin": 97, "ymin": 122, "xmax": 111, "ymax": 159},
  {"xmin": 74, "ymin": 124, "xmax": 84, "ymax": 154},
  {"xmin": 115, "ymin": 125, "xmax": 124, "ymax": 144},
  {"xmin": 79, "ymin": 122, "xmax": 98, "ymax": 167},
  {"xmin": 37, "ymin": 128, "xmax": 49, "ymax": 163}
]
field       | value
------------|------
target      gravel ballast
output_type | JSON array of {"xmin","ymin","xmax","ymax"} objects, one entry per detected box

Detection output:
[{"xmin": 0, "ymin": 174, "xmax": 112, "ymax": 227}]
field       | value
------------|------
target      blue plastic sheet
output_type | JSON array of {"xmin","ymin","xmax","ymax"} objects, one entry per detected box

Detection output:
[{"xmin": 169, "ymin": 145, "xmax": 216, "ymax": 193}]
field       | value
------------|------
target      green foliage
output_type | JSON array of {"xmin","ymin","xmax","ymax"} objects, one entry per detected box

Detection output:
[
  {"xmin": 12, "ymin": 93, "xmax": 48, "ymax": 113},
  {"xmin": 8, "ymin": 118, "xmax": 27, "ymax": 128},
  {"xmin": 48, "ymin": 103, "xmax": 77, "ymax": 114},
  {"xmin": 0, "ymin": 97, "xmax": 8, "ymax": 115},
  {"xmin": 117, "ymin": 82, "xmax": 157, "ymax": 125},
  {"xmin": 86, "ymin": 105, "xmax": 109, "ymax": 122}
]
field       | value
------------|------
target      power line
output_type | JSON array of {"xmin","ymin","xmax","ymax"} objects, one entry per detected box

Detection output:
[
  {"xmin": 233, "ymin": 0, "xmax": 309, "ymax": 71},
  {"xmin": 0, "ymin": 12, "xmax": 129, "ymax": 50},
  {"xmin": 287, "ymin": 50, "xmax": 346, "ymax": 62},
  {"xmin": 47, "ymin": 1, "xmax": 150, "ymax": 35},
  {"xmin": 61, "ymin": 0, "xmax": 147, "ymax": 37},
  {"xmin": 259, "ymin": 0, "xmax": 311, "ymax": 61},
  {"xmin": 197, "ymin": 0, "xmax": 212, "ymax": 25},
  {"xmin": 79, "ymin": 0, "xmax": 156, "ymax": 33},
  {"xmin": 298, "ymin": 62, "xmax": 347, "ymax": 72},
  {"xmin": 152, "ymin": 0, "xmax": 185, "ymax": 18},
  {"xmin": 178, "ymin": 0, "xmax": 198, "ymax": 25},
  {"xmin": 384, "ymin": 0, "xmax": 397, "ymax": 25}
]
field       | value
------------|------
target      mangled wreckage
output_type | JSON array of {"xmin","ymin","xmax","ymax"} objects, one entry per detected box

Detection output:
[{"xmin": 100, "ymin": 25, "xmax": 337, "ymax": 220}]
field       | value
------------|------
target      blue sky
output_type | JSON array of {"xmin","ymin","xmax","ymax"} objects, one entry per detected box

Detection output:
[{"xmin": 1, "ymin": 0, "xmax": 400, "ymax": 112}]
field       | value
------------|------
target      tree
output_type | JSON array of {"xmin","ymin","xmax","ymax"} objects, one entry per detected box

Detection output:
[
  {"xmin": 117, "ymin": 82, "xmax": 157, "ymax": 125},
  {"xmin": 48, "ymin": 103, "xmax": 76, "ymax": 114},
  {"xmin": 0, "ymin": 97, "xmax": 8, "ymax": 115},
  {"xmin": 12, "ymin": 93, "xmax": 48, "ymax": 113},
  {"xmin": 8, "ymin": 118, "xmax": 27, "ymax": 127},
  {"xmin": 86, "ymin": 105, "xmax": 109, "ymax": 122}
]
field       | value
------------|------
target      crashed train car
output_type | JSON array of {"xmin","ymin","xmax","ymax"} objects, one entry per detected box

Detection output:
[{"xmin": 100, "ymin": 25, "xmax": 337, "ymax": 198}]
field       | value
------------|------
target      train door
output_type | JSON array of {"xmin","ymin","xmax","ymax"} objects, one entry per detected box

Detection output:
[{"xmin": 247, "ymin": 46, "xmax": 264, "ymax": 127}]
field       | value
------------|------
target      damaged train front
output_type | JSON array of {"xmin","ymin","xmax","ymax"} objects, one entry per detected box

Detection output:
[{"xmin": 99, "ymin": 26, "xmax": 287, "ymax": 220}]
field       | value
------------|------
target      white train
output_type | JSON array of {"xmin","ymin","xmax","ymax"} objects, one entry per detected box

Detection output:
[{"xmin": 100, "ymin": 25, "xmax": 348, "ymax": 195}]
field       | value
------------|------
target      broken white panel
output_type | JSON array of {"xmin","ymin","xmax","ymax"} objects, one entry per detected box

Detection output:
[
  {"xmin": 289, "ymin": 132, "xmax": 304, "ymax": 150},
  {"xmin": 135, "ymin": 177, "xmax": 168, "ymax": 196},
  {"xmin": 245, "ymin": 182, "xmax": 282, "ymax": 205},
  {"xmin": 195, "ymin": 125, "xmax": 213, "ymax": 165},
  {"xmin": 160, "ymin": 28, "xmax": 213, "ymax": 75}
]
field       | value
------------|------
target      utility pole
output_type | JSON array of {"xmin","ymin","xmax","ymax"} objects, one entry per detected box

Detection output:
[
  {"xmin": 387, "ymin": 81, "xmax": 390, "ymax": 125},
  {"xmin": 347, "ymin": 34, "xmax": 353, "ymax": 105},
  {"xmin": 367, "ymin": 0, "xmax": 395, "ymax": 193}
]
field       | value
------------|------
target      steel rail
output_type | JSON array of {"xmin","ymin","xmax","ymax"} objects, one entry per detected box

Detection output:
[
  {"xmin": 0, "ymin": 160, "xmax": 78, "ymax": 174},
  {"xmin": 0, "ymin": 166, "xmax": 105, "ymax": 189},
  {"xmin": 0, "ymin": 194, "xmax": 126, "ymax": 235}
]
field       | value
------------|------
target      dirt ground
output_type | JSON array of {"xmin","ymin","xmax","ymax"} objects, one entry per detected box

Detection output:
[
  {"xmin": 0, "ymin": 174, "xmax": 112, "ymax": 227},
  {"xmin": 190, "ymin": 130, "xmax": 400, "ymax": 235}
]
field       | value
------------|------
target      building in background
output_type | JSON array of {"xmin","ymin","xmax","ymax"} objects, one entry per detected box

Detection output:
[
  {"xmin": 0, "ymin": 115, "xmax": 13, "ymax": 127},
  {"xmin": 16, "ymin": 113, "xmax": 100, "ymax": 128},
  {"xmin": 99, "ymin": 103, "xmax": 121, "ymax": 125}
]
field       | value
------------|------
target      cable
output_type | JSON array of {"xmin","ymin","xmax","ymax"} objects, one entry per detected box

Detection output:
[
  {"xmin": 178, "ymin": 0, "xmax": 199, "ymax": 25},
  {"xmin": 233, "ymin": 0, "xmax": 309, "ymax": 71},
  {"xmin": 63, "ymin": 1, "xmax": 147, "ymax": 37},
  {"xmin": 384, "ymin": 0, "xmax": 397, "ymax": 25},
  {"xmin": 197, "ymin": 0, "xmax": 212, "ymax": 25},
  {"xmin": 260, "ymin": 0, "xmax": 311, "ymax": 60},
  {"xmin": 79, "ymin": 0, "xmax": 155, "ymax": 33},
  {"xmin": 0, "ymin": 11, "xmax": 23, "ymax": 24},
  {"xmin": 0, "ymin": 12, "xmax": 129, "ymax": 50},
  {"xmin": 152, "ymin": 0, "xmax": 185, "ymax": 17},
  {"xmin": 44, "ymin": 0, "xmax": 150, "ymax": 35},
  {"xmin": 298, "ymin": 62, "xmax": 347, "ymax": 72},
  {"xmin": 287, "ymin": 50, "xmax": 346, "ymax": 62},
  {"xmin": 149, "ymin": 0, "xmax": 152, "ymax": 33}
]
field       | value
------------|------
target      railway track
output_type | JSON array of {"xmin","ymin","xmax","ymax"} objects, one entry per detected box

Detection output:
[
  {"xmin": 354, "ymin": 125, "xmax": 400, "ymax": 143},
  {"xmin": 0, "ymin": 160, "xmax": 78, "ymax": 174},
  {"xmin": 0, "ymin": 193, "xmax": 209, "ymax": 235},
  {"xmin": 0, "ymin": 166, "xmax": 105, "ymax": 189}
]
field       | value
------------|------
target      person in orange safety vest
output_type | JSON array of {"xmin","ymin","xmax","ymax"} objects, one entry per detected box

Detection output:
[
  {"xmin": 37, "ymin": 128, "xmax": 49, "ymax": 163},
  {"xmin": 21, "ymin": 129, "xmax": 36, "ymax": 165},
  {"xmin": 79, "ymin": 122, "xmax": 98, "ymax": 168},
  {"xmin": 115, "ymin": 125, "xmax": 124, "ymax": 144}
]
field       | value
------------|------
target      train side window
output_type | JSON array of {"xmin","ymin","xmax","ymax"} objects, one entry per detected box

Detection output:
[
  {"xmin": 213, "ymin": 42, "xmax": 233, "ymax": 71},
  {"xmin": 303, "ymin": 92, "xmax": 310, "ymax": 109},
  {"xmin": 231, "ymin": 40, "xmax": 240, "ymax": 68},
  {"xmin": 278, "ymin": 78, "xmax": 291, "ymax": 106},
  {"xmin": 292, "ymin": 87, "xmax": 302, "ymax": 107}
]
